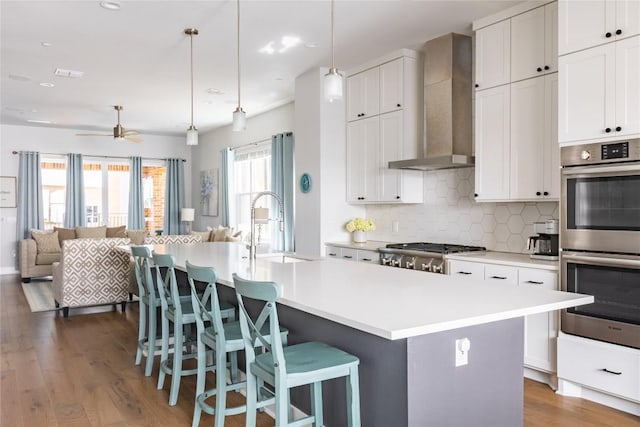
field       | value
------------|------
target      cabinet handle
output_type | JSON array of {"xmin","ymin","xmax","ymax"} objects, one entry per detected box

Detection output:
[
  {"xmin": 616, "ymin": 126, "xmax": 622, "ymax": 132},
  {"xmin": 544, "ymin": 65, "xmax": 549, "ymax": 71},
  {"xmin": 601, "ymin": 368, "xmax": 622, "ymax": 375},
  {"xmin": 457, "ymin": 271, "xmax": 472, "ymax": 275},
  {"xmin": 525, "ymin": 280, "xmax": 544, "ymax": 285},
  {"xmin": 616, "ymin": 29, "xmax": 622, "ymax": 35},
  {"xmin": 395, "ymin": 196, "xmax": 400, "ymax": 199},
  {"xmin": 606, "ymin": 32, "xmax": 612, "ymax": 38},
  {"xmin": 490, "ymin": 276, "xmax": 507, "ymax": 280},
  {"xmin": 362, "ymin": 258, "xmax": 372, "ymax": 262},
  {"xmin": 396, "ymin": 103, "xmax": 401, "ymax": 107},
  {"xmin": 537, "ymin": 67, "xmax": 542, "ymax": 72},
  {"xmin": 475, "ymin": 84, "xmax": 479, "ymax": 88},
  {"xmin": 474, "ymin": 193, "xmax": 478, "ymax": 197},
  {"xmin": 343, "ymin": 255, "xmax": 353, "ymax": 259},
  {"xmin": 328, "ymin": 253, "xmax": 337, "ymax": 257},
  {"xmin": 605, "ymin": 127, "xmax": 612, "ymax": 133},
  {"xmin": 543, "ymin": 191, "xmax": 549, "ymax": 196},
  {"xmin": 536, "ymin": 191, "xmax": 542, "ymax": 196}
]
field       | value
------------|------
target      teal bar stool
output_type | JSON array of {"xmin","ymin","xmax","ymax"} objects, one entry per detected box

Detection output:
[
  {"xmin": 132, "ymin": 245, "xmax": 160, "ymax": 377},
  {"xmin": 186, "ymin": 262, "xmax": 288, "ymax": 427},
  {"xmin": 152, "ymin": 252, "xmax": 235, "ymax": 406},
  {"xmin": 233, "ymin": 273, "xmax": 361, "ymax": 427}
]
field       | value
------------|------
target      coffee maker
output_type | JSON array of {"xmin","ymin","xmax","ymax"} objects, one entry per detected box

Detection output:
[{"xmin": 527, "ymin": 219, "xmax": 559, "ymax": 260}]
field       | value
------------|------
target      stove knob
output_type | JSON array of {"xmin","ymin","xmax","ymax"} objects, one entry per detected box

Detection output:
[
  {"xmin": 421, "ymin": 260, "xmax": 433, "ymax": 272},
  {"xmin": 391, "ymin": 256, "xmax": 402, "ymax": 267},
  {"xmin": 381, "ymin": 257, "xmax": 391, "ymax": 266},
  {"xmin": 432, "ymin": 261, "xmax": 444, "ymax": 274},
  {"xmin": 405, "ymin": 257, "xmax": 416, "ymax": 269},
  {"xmin": 580, "ymin": 150, "xmax": 591, "ymax": 161}
]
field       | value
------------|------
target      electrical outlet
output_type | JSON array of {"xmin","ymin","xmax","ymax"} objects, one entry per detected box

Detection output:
[
  {"xmin": 455, "ymin": 338, "xmax": 471, "ymax": 367},
  {"xmin": 392, "ymin": 221, "xmax": 399, "ymax": 233}
]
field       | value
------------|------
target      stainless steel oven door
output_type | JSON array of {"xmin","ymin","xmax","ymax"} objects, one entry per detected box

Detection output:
[
  {"xmin": 561, "ymin": 162, "xmax": 640, "ymax": 253},
  {"xmin": 561, "ymin": 251, "xmax": 640, "ymax": 349}
]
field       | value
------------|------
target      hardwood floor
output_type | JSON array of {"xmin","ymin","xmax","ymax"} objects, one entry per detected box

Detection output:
[{"xmin": 1, "ymin": 274, "xmax": 638, "ymax": 427}]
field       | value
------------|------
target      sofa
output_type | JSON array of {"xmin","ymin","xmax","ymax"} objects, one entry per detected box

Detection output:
[
  {"xmin": 20, "ymin": 225, "xmax": 148, "ymax": 282},
  {"xmin": 52, "ymin": 238, "xmax": 132, "ymax": 317}
]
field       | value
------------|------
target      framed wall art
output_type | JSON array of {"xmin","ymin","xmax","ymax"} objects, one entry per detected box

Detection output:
[
  {"xmin": 0, "ymin": 176, "xmax": 17, "ymax": 208},
  {"xmin": 200, "ymin": 168, "xmax": 219, "ymax": 216}
]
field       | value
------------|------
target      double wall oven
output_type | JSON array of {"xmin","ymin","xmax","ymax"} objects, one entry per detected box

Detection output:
[{"xmin": 560, "ymin": 138, "xmax": 640, "ymax": 349}]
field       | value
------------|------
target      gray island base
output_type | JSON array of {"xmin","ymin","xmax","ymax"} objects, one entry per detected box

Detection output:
[{"xmin": 217, "ymin": 284, "xmax": 524, "ymax": 427}]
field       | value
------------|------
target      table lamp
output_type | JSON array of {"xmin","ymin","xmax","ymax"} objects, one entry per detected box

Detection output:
[{"xmin": 181, "ymin": 208, "xmax": 195, "ymax": 234}]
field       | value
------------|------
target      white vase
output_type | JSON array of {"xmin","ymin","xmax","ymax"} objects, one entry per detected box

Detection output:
[{"xmin": 352, "ymin": 230, "xmax": 367, "ymax": 243}]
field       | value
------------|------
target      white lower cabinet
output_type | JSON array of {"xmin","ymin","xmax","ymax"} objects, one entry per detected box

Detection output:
[
  {"xmin": 325, "ymin": 245, "xmax": 380, "ymax": 264},
  {"xmin": 558, "ymin": 333, "xmax": 640, "ymax": 402},
  {"xmin": 448, "ymin": 259, "xmax": 559, "ymax": 373}
]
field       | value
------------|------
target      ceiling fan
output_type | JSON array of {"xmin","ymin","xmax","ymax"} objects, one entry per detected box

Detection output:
[{"xmin": 76, "ymin": 105, "xmax": 143, "ymax": 143}]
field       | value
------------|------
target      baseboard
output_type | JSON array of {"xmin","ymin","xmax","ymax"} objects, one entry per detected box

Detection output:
[
  {"xmin": 524, "ymin": 367, "xmax": 558, "ymax": 390},
  {"xmin": 557, "ymin": 378, "xmax": 640, "ymax": 416}
]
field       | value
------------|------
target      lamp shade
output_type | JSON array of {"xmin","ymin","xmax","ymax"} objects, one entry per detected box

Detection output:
[
  {"xmin": 324, "ymin": 70, "xmax": 343, "ymax": 102},
  {"xmin": 186, "ymin": 127, "xmax": 198, "ymax": 146},
  {"xmin": 232, "ymin": 107, "xmax": 246, "ymax": 131},
  {"xmin": 254, "ymin": 207, "xmax": 269, "ymax": 224},
  {"xmin": 181, "ymin": 208, "xmax": 195, "ymax": 222}
]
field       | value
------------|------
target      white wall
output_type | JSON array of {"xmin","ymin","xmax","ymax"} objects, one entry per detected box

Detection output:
[
  {"xmin": 189, "ymin": 103, "xmax": 294, "ymax": 231},
  {"xmin": 0, "ymin": 124, "xmax": 188, "ymax": 274}
]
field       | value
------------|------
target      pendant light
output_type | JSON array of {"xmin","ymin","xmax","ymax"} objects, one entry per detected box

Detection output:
[
  {"xmin": 185, "ymin": 28, "xmax": 199, "ymax": 145},
  {"xmin": 232, "ymin": 0, "xmax": 246, "ymax": 131},
  {"xmin": 324, "ymin": 0, "xmax": 343, "ymax": 102}
]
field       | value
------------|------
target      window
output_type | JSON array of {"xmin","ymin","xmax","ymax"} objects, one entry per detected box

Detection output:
[
  {"xmin": 233, "ymin": 145, "xmax": 271, "ymax": 242},
  {"xmin": 40, "ymin": 156, "xmax": 165, "ymax": 231}
]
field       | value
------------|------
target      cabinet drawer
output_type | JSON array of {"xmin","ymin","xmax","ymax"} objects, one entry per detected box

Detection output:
[
  {"xmin": 518, "ymin": 268, "xmax": 557, "ymax": 290},
  {"xmin": 558, "ymin": 335, "xmax": 640, "ymax": 401},
  {"xmin": 357, "ymin": 250, "xmax": 379, "ymax": 264},
  {"xmin": 325, "ymin": 246, "xmax": 341, "ymax": 258},
  {"xmin": 448, "ymin": 260, "xmax": 484, "ymax": 279},
  {"xmin": 484, "ymin": 264, "xmax": 518, "ymax": 285},
  {"xmin": 340, "ymin": 248, "xmax": 358, "ymax": 261}
]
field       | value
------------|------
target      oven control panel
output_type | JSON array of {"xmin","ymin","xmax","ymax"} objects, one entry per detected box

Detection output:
[
  {"xmin": 601, "ymin": 142, "xmax": 628, "ymax": 160},
  {"xmin": 561, "ymin": 138, "xmax": 640, "ymax": 166}
]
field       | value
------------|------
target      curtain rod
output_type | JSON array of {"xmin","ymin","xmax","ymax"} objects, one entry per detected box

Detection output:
[
  {"xmin": 11, "ymin": 151, "xmax": 186, "ymax": 162},
  {"xmin": 229, "ymin": 132, "xmax": 292, "ymax": 151}
]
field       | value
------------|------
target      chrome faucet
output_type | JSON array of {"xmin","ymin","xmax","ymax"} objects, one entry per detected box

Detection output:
[{"xmin": 249, "ymin": 191, "xmax": 284, "ymax": 259}]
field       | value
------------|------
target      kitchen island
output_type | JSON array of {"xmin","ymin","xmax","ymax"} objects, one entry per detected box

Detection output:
[{"xmin": 151, "ymin": 242, "xmax": 593, "ymax": 427}]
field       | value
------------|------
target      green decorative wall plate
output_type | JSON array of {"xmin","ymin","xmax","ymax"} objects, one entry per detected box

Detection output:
[{"xmin": 300, "ymin": 173, "xmax": 311, "ymax": 193}]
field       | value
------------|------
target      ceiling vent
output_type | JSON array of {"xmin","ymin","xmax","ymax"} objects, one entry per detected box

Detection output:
[{"xmin": 54, "ymin": 68, "xmax": 84, "ymax": 78}]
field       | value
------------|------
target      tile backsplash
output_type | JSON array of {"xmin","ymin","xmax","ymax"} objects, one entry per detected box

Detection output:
[{"xmin": 365, "ymin": 168, "xmax": 559, "ymax": 254}]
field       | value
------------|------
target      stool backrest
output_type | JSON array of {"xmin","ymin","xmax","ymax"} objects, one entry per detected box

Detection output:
[
  {"xmin": 131, "ymin": 245, "xmax": 155, "ymax": 300},
  {"xmin": 151, "ymin": 252, "xmax": 181, "ymax": 316},
  {"xmin": 232, "ymin": 273, "xmax": 286, "ymax": 377},
  {"xmin": 185, "ymin": 261, "xmax": 225, "ymax": 343}
]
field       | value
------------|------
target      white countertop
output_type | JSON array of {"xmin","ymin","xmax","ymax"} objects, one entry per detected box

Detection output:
[
  {"xmin": 150, "ymin": 242, "xmax": 591, "ymax": 341},
  {"xmin": 447, "ymin": 251, "xmax": 559, "ymax": 271}
]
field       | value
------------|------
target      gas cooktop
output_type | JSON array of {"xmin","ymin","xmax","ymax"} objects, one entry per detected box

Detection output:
[{"xmin": 384, "ymin": 242, "xmax": 486, "ymax": 254}]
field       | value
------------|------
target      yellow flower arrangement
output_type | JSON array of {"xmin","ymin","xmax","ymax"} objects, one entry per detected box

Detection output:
[{"xmin": 345, "ymin": 217, "xmax": 376, "ymax": 232}]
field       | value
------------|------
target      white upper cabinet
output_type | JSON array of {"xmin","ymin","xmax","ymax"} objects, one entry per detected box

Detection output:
[
  {"xmin": 559, "ymin": 0, "xmax": 640, "ymax": 55},
  {"xmin": 511, "ymin": 2, "xmax": 558, "ymax": 82},
  {"xmin": 379, "ymin": 58, "xmax": 404, "ymax": 114},
  {"xmin": 475, "ymin": 85, "xmax": 511, "ymax": 201},
  {"xmin": 559, "ymin": 35, "xmax": 640, "ymax": 143},
  {"xmin": 346, "ymin": 117, "xmax": 379, "ymax": 202},
  {"xmin": 379, "ymin": 111, "xmax": 403, "ymax": 202},
  {"xmin": 347, "ymin": 67, "xmax": 379, "ymax": 122},
  {"xmin": 475, "ymin": 19, "xmax": 511, "ymax": 90}
]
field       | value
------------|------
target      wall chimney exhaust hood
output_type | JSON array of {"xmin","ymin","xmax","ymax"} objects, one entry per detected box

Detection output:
[{"xmin": 389, "ymin": 33, "xmax": 473, "ymax": 171}]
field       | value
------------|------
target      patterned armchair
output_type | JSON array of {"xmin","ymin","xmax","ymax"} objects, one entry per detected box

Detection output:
[{"xmin": 52, "ymin": 238, "xmax": 131, "ymax": 317}]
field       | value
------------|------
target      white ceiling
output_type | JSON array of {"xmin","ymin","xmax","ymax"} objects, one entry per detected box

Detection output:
[{"xmin": 1, "ymin": 0, "xmax": 520, "ymax": 137}]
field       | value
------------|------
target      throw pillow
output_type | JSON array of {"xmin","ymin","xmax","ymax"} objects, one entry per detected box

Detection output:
[
  {"xmin": 213, "ymin": 226, "xmax": 233, "ymax": 242},
  {"xmin": 106, "ymin": 225, "xmax": 127, "ymax": 238},
  {"xmin": 31, "ymin": 230, "xmax": 61, "ymax": 254},
  {"xmin": 53, "ymin": 226, "xmax": 76, "ymax": 246},
  {"xmin": 75, "ymin": 225, "xmax": 107, "ymax": 239},
  {"xmin": 190, "ymin": 230, "xmax": 211, "ymax": 241},
  {"xmin": 127, "ymin": 229, "xmax": 147, "ymax": 245}
]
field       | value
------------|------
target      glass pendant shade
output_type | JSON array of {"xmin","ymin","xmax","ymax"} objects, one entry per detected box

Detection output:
[
  {"xmin": 232, "ymin": 107, "xmax": 246, "ymax": 132},
  {"xmin": 186, "ymin": 126, "xmax": 198, "ymax": 146},
  {"xmin": 324, "ymin": 69, "xmax": 343, "ymax": 102}
]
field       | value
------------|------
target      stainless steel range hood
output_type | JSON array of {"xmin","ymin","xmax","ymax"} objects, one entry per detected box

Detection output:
[{"xmin": 389, "ymin": 33, "xmax": 473, "ymax": 171}]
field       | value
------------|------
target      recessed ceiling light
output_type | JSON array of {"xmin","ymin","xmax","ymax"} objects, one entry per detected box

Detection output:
[
  {"xmin": 8, "ymin": 74, "xmax": 30, "ymax": 82},
  {"xmin": 100, "ymin": 1, "xmax": 121, "ymax": 10},
  {"xmin": 207, "ymin": 88, "xmax": 224, "ymax": 95},
  {"xmin": 304, "ymin": 42, "xmax": 318, "ymax": 48},
  {"xmin": 39, "ymin": 82, "xmax": 55, "ymax": 88},
  {"xmin": 259, "ymin": 41, "xmax": 275, "ymax": 55},
  {"xmin": 27, "ymin": 119, "xmax": 52, "ymax": 124},
  {"xmin": 41, "ymin": 42, "xmax": 52, "ymax": 47},
  {"xmin": 54, "ymin": 68, "xmax": 84, "ymax": 78},
  {"xmin": 279, "ymin": 36, "xmax": 301, "ymax": 53},
  {"xmin": 275, "ymin": 77, "xmax": 284, "ymax": 81}
]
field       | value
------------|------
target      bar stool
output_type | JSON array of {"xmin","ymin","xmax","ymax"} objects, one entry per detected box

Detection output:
[
  {"xmin": 152, "ymin": 252, "xmax": 236, "ymax": 406},
  {"xmin": 131, "ymin": 246, "xmax": 160, "ymax": 376},
  {"xmin": 233, "ymin": 273, "xmax": 361, "ymax": 427},
  {"xmin": 186, "ymin": 261, "xmax": 288, "ymax": 427}
]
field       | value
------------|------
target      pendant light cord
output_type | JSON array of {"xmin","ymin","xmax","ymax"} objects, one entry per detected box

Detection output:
[
  {"xmin": 331, "ymin": 0, "xmax": 335, "ymax": 70},
  {"xmin": 237, "ymin": 0, "xmax": 241, "ymax": 110},
  {"xmin": 190, "ymin": 31, "xmax": 194, "ymax": 127}
]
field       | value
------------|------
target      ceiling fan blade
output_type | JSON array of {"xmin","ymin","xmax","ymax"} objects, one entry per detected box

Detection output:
[
  {"xmin": 123, "ymin": 129, "xmax": 140, "ymax": 135},
  {"xmin": 125, "ymin": 136, "xmax": 143, "ymax": 143},
  {"xmin": 76, "ymin": 133, "xmax": 110, "ymax": 137}
]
